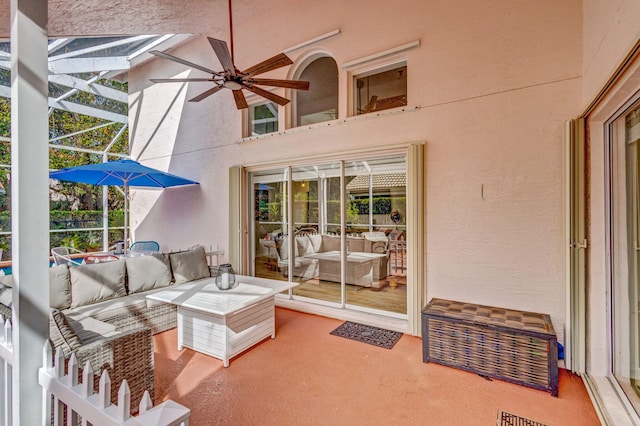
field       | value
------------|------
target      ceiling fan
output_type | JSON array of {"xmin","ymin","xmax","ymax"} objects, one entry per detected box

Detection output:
[{"xmin": 148, "ymin": 1, "xmax": 309, "ymax": 110}]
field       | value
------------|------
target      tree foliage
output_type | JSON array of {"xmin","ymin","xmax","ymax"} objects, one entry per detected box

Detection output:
[{"xmin": 0, "ymin": 73, "xmax": 130, "ymax": 258}]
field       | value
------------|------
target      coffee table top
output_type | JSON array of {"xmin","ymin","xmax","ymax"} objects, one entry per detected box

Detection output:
[
  {"xmin": 146, "ymin": 275, "xmax": 297, "ymax": 316},
  {"xmin": 305, "ymin": 250, "xmax": 387, "ymax": 263}
]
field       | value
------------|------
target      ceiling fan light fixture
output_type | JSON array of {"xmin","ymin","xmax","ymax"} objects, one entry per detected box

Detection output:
[{"xmin": 223, "ymin": 80, "xmax": 243, "ymax": 90}]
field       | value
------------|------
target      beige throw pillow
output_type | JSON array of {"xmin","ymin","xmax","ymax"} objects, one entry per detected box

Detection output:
[
  {"xmin": 50, "ymin": 264, "xmax": 71, "ymax": 310},
  {"xmin": 49, "ymin": 308, "xmax": 83, "ymax": 354},
  {"xmin": 307, "ymin": 234, "xmax": 322, "ymax": 253},
  {"xmin": 296, "ymin": 235, "xmax": 313, "ymax": 256},
  {"xmin": 126, "ymin": 253, "xmax": 172, "ymax": 293},
  {"xmin": 169, "ymin": 246, "xmax": 210, "ymax": 284},
  {"xmin": 69, "ymin": 260, "xmax": 127, "ymax": 308},
  {"xmin": 321, "ymin": 235, "xmax": 340, "ymax": 252}
]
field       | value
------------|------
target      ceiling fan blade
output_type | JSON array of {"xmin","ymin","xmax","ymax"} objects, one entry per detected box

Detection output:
[
  {"xmin": 150, "ymin": 78, "xmax": 214, "ymax": 83},
  {"xmin": 189, "ymin": 86, "xmax": 224, "ymax": 102},
  {"xmin": 363, "ymin": 95, "xmax": 378, "ymax": 112},
  {"xmin": 249, "ymin": 78, "xmax": 310, "ymax": 90},
  {"xmin": 232, "ymin": 89, "xmax": 248, "ymax": 109},
  {"xmin": 149, "ymin": 50, "xmax": 218, "ymax": 75},
  {"xmin": 242, "ymin": 53, "xmax": 293, "ymax": 77},
  {"xmin": 244, "ymin": 85, "xmax": 290, "ymax": 106},
  {"xmin": 207, "ymin": 37, "xmax": 237, "ymax": 76}
]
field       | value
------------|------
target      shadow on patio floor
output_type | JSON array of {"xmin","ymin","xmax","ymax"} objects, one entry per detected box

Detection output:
[{"xmin": 153, "ymin": 308, "xmax": 599, "ymax": 425}]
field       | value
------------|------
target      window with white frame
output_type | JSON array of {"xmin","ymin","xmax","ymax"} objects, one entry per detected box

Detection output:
[
  {"xmin": 354, "ymin": 64, "xmax": 407, "ymax": 115},
  {"xmin": 248, "ymin": 102, "xmax": 278, "ymax": 136}
]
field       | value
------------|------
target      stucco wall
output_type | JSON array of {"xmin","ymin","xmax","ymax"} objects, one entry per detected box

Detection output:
[
  {"xmin": 582, "ymin": 0, "xmax": 640, "ymax": 106},
  {"xmin": 128, "ymin": 0, "xmax": 582, "ymax": 338}
]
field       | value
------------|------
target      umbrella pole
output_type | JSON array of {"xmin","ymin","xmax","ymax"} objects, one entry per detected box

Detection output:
[{"xmin": 124, "ymin": 182, "xmax": 128, "ymax": 255}]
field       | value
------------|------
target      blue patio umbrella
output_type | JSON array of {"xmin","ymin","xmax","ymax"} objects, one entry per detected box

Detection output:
[{"xmin": 49, "ymin": 159, "xmax": 199, "ymax": 252}]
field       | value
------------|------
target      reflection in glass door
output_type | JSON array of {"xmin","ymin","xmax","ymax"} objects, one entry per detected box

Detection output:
[
  {"xmin": 343, "ymin": 156, "xmax": 407, "ymax": 315},
  {"xmin": 290, "ymin": 163, "xmax": 341, "ymax": 304},
  {"xmin": 251, "ymin": 168, "xmax": 288, "ymax": 283},
  {"xmin": 248, "ymin": 153, "xmax": 407, "ymax": 318},
  {"xmin": 611, "ymin": 102, "xmax": 640, "ymax": 414}
]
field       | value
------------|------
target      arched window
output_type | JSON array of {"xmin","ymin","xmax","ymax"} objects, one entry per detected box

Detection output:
[{"xmin": 294, "ymin": 56, "xmax": 338, "ymax": 127}]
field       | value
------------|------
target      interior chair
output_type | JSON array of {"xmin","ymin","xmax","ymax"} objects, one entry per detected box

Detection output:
[
  {"xmin": 51, "ymin": 246, "xmax": 85, "ymax": 266},
  {"xmin": 129, "ymin": 240, "xmax": 160, "ymax": 255}
]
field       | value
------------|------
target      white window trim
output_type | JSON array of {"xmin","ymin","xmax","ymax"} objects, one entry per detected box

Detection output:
[
  {"xmin": 350, "ymin": 62, "xmax": 408, "ymax": 118},
  {"xmin": 244, "ymin": 100, "xmax": 279, "ymax": 138},
  {"xmin": 288, "ymin": 53, "xmax": 339, "ymax": 129},
  {"xmin": 344, "ymin": 47, "xmax": 412, "ymax": 119}
]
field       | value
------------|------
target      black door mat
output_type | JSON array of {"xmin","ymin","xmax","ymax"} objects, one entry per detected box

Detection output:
[
  {"xmin": 329, "ymin": 321, "xmax": 403, "ymax": 349},
  {"xmin": 497, "ymin": 410, "xmax": 547, "ymax": 426}
]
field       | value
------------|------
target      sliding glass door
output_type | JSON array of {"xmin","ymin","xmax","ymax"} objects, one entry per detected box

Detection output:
[
  {"xmin": 251, "ymin": 167, "xmax": 288, "ymax": 282},
  {"xmin": 249, "ymin": 152, "xmax": 408, "ymax": 317},
  {"xmin": 343, "ymin": 156, "xmax": 407, "ymax": 315},
  {"xmin": 610, "ymin": 101, "xmax": 640, "ymax": 414}
]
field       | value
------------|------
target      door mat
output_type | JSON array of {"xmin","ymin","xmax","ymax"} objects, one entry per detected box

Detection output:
[
  {"xmin": 329, "ymin": 321, "xmax": 402, "ymax": 349},
  {"xmin": 497, "ymin": 410, "xmax": 547, "ymax": 426}
]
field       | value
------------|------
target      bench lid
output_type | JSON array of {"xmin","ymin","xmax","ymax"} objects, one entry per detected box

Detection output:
[{"xmin": 423, "ymin": 298, "xmax": 556, "ymax": 337}]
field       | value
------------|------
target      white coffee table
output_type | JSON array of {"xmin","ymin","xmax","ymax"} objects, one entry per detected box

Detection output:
[
  {"xmin": 305, "ymin": 251, "xmax": 387, "ymax": 287},
  {"xmin": 147, "ymin": 275, "xmax": 297, "ymax": 367}
]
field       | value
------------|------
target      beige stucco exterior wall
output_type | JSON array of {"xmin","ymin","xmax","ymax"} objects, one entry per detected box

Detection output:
[
  {"xmin": 582, "ymin": 0, "xmax": 640, "ymax": 378},
  {"xmin": 128, "ymin": 0, "xmax": 582, "ymax": 339},
  {"xmin": 583, "ymin": 0, "xmax": 640, "ymax": 106}
]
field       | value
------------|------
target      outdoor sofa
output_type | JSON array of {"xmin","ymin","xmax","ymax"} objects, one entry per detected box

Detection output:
[{"xmin": 0, "ymin": 245, "xmax": 213, "ymax": 412}]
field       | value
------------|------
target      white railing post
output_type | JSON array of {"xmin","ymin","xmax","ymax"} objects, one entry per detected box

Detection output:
[
  {"xmin": 116, "ymin": 380, "xmax": 130, "ymax": 421},
  {"xmin": 42, "ymin": 341, "xmax": 52, "ymax": 426},
  {"xmin": 53, "ymin": 347, "xmax": 65, "ymax": 426},
  {"xmin": 0, "ymin": 318, "xmax": 12, "ymax": 426},
  {"xmin": 67, "ymin": 353, "xmax": 79, "ymax": 425},
  {"xmin": 98, "ymin": 370, "xmax": 111, "ymax": 410},
  {"xmin": 139, "ymin": 391, "xmax": 152, "ymax": 415},
  {"xmin": 81, "ymin": 362, "xmax": 93, "ymax": 397}
]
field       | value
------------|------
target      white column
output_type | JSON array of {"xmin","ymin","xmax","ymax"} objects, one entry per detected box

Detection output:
[
  {"xmin": 10, "ymin": 1, "xmax": 49, "ymax": 425},
  {"xmin": 103, "ymin": 153, "xmax": 109, "ymax": 251}
]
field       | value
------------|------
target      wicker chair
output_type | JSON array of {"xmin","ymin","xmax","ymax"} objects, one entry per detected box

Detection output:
[
  {"xmin": 70, "ymin": 325, "xmax": 154, "ymax": 411},
  {"xmin": 46, "ymin": 310, "xmax": 155, "ymax": 415}
]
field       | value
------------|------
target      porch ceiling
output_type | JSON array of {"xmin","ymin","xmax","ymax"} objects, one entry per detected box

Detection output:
[{"xmin": 0, "ymin": 0, "xmax": 262, "ymax": 38}]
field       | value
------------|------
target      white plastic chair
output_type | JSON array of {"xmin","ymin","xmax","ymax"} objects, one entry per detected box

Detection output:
[{"xmin": 51, "ymin": 246, "xmax": 85, "ymax": 266}]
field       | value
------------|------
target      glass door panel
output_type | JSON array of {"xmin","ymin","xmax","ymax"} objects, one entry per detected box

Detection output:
[
  {"xmin": 343, "ymin": 155, "xmax": 407, "ymax": 314},
  {"xmin": 612, "ymin": 102, "xmax": 640, "ymax": 414},
  {"xmin": 291, "ymin": 163, "xmax": 341, "ymax": 304},
  {"xmin": 248, "ymin": 153, "xmax": 408, "ymax": 318},
  {"xmin": 251, "ymin": 167, "xmax": 288, "ymax": 282}
]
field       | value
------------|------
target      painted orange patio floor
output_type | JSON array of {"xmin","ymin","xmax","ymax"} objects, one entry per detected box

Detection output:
[{"xmin": 153, "ymin": 308, "xmax": 599, "ymax": 425}]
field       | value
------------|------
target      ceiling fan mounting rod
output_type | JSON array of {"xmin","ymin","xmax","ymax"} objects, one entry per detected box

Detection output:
[{"xmin": 228, "ymin": 0, "xmax": 235, "ymax": 64}]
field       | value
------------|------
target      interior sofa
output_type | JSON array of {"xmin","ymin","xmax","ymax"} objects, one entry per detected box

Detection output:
[
  {"xmin": 0, "ymin": 245, "xmax": 213, "ymax": 413},
  {"xmin": 275, "ymin": 232, "xmax": 389, "ymax": 288}
]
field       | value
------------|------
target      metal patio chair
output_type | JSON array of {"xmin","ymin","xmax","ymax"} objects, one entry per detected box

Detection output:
[
  {"xmin": 51, "ymin": 246, "xmax": 85, "ymax": 266},
  {"xmin": 129, "ymin": 240, "xmax": 160, "ymax": 255}
]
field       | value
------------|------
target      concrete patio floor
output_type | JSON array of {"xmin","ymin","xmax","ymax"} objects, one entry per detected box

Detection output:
[{"xmin": 153, "ymin": 308, "xmax": 599, "ymax": 425}]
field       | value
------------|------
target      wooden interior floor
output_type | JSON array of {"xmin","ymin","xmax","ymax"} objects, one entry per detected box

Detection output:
[
  {"xmin": 153, "ymin": 308, "xmax": 600, "ymax": 426},
  {"xmin": 254, "ymin": 255, "xmax": 408, "ymax": 314}
]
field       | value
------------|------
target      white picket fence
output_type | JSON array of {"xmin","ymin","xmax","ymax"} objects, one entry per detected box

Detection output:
[{"xmin": 0, "ymin": 317, "xmax": 191, "ymax": 425}]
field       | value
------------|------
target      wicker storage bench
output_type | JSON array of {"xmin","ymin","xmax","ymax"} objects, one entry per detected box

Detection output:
[{"xmin": 422, "ymin": 298, "xmax": 558, "ymax": 396}]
